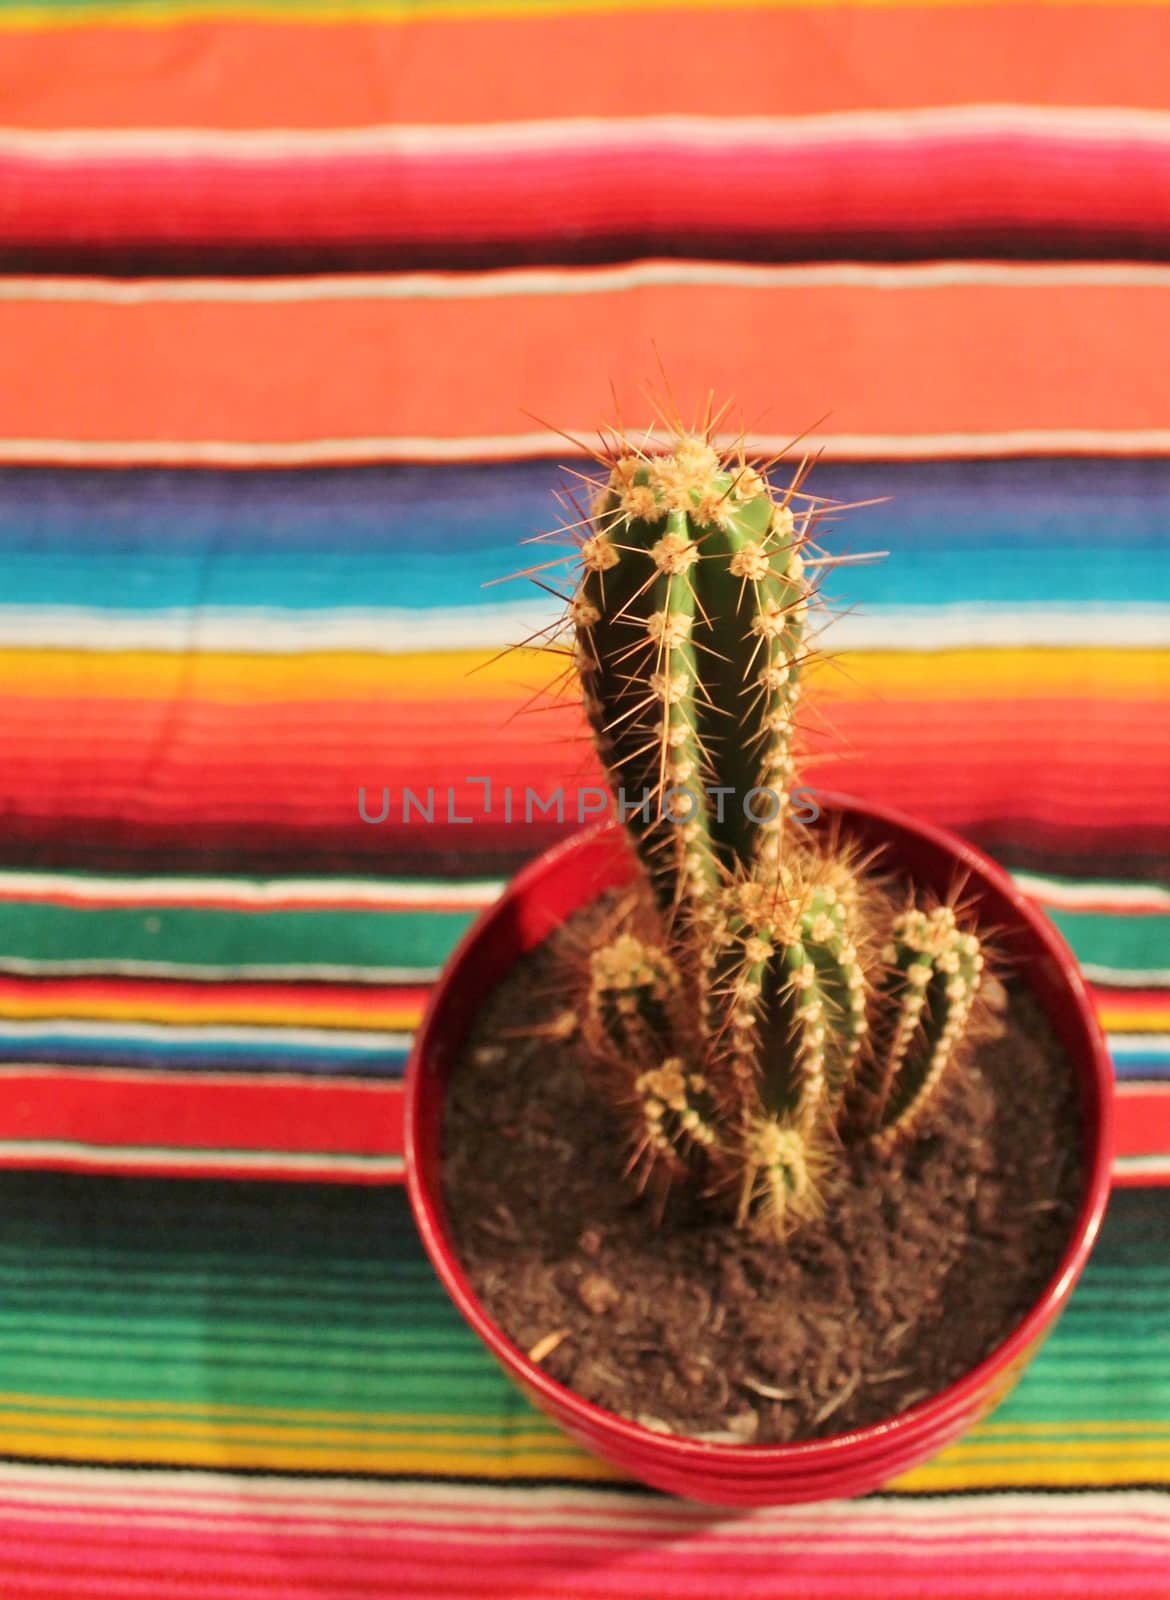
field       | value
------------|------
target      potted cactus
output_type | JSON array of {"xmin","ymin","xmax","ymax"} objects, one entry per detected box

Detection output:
[{"xmin": 405, "ymin": 417, "xmax": 1112, "ymax": 1505}]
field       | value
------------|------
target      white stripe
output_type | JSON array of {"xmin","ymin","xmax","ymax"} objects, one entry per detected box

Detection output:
[
  {"xmin": 1115, "ymin": 1153, "xmax": 1170, "ymax": 1179},
  {"xmin": 829, "ymin": 605, "xmax": 1170, "ymax": 652},
  {"xmin": 6, "ymin": 257, "xmax": 1170, "ymax": 305},
  {"xmin": 18, "ymin": 955, "xmax": 1168, "ymax": 991},
  {"xmin": 1014, "ymin": 874, "xmax": 1170, "ymax": 912},
  {"xmin": 4, "ymin": 602, "xmax": 1170, "ymax": 654},
  {"xmin": 0, "ymin": 601, "xmax": 557, "ymax": 654},
  {"xmin": 0, "ymin": 1494, "xmax": 1165, "ymax": 1541},
  {"xmin": 1109, "ymin": 1035, "xmax": 1170, "ymax": 1060},
  {"xmin": 5, "ymin": 103, "xmax": 1170, "ymax": 166},
  {"xmin": 0, "ymin": 956, "xmax": 438, "ymax": 981},
  {"xmin": 0, "ymin": 1467, "xmax": 1164, "ymax": 1530},
  {"xmin": 5, "ymin": 430, "xmax": 1170, "ymax": 467},
  {"xmin": 1, "ymin": 1500, "xmax": 1168, "ymax": 1552},
  {"xmin": 0, "ymin": 1020, "xmax": 411, "ymax": 1051},
  {"xmin": 1119, "ymin": 1082, "xmax": 1170, "ymax": 1100},
  {"xmin": 0, "ymin": 867, "xmax": 501, "ymax": 908},
  {"xmin": 0, "ymin": 1140, "xmax": 404, "ymax": 1175},
  {"xmin": 1083, "ymin": 964, "xmax": 1170, "ymax": 989}
]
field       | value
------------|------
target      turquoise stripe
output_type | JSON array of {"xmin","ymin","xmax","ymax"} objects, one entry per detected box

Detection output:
[{"xmin": 1, "ymin": 459, "xmax": 1168, "ymax": 613}]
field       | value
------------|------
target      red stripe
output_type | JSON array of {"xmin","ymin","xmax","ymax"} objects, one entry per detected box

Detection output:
[
  {"xmin": 0, "ymin": 1069, "xmax": 403, "ymax": 1157},
  {"xmin": 1115, "ymin": 1084, "xmax": 1170, "ymax": 1162},
  {"xmin": 0, "ymin": 1077, "xmax": 1164, "ymax": 1184},
  {"xmin": 5, "ymin": 134, "xmax": 1169, "ymax": 254}
]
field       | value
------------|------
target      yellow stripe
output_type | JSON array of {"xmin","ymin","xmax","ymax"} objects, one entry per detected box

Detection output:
[
  {"xmin": 1, "ymin": 1395, "xmax": 1167, "ymax": 1485},
  {"xmin": 919, "ymin": 1439, "xmax": 1170, "ymax": 1460},
  {"xmin": 979, "ymin": 1419, "xmax": 1170, "ymax": 1435},
  {"xmin": 1098, "ymin": 1006, "xmax": 1170, "ymax": 1031},
  {"xmin": 0, "ymin": 996, "xmax": 1158, "ymax": 1035},
  {"xmin": 895, "ymin": 1458, "xmax": 1170, "ymax": 1490},
  {"xmin": 0, "ymin": 995, "xmax": 423, "ymax": 1028},
  {"xmin": 6, "ymin": 1392, "xmax": 1170, "ymax": 1439},
  {"xmin": 0, "ymin": 1391, "xmax": 512, "ymax": 1425},
  {"xmin": 0, "ymin": 1429, "xmax": 616, "ymax": 1477},
  {"xmin": 895, "ymin": 1434, "xmax": 1170, "ymax": 1490},
  {"xmin": 1, "ymin": 647, "xmax": 1165, "ymax": 704},
  {"xmin": 0, "ymin": 647, "xmax": 553, "ymax": 703},
  {"xmin": 9, "ymin": 1395, "xmax": 1170, "ymax": 1446},
  {"xmin": 811, "ymin": 648, "xmax": 1170, "ymax": 700},
  {"xmin": 0, "ymin": 1411, "xmax": 570, "ymax": 1451},
  {"xmin": 0, "ymin": 1413, "xmax": 1163, "ymax": 1486},
  {"xmin": 1, "ymin": 0, "xmax": 1157, "ymax": 40}
]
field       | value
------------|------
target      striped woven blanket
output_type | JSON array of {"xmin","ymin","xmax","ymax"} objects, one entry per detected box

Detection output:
[{"xmin": 2, "ymin": 0, "xmax": 1169, "ymax": 1593}]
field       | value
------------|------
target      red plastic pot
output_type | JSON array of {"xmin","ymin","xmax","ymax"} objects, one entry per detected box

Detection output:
[{"xmin": 404, "ymin": 795, "xmax": 1113, "ymax": 1505}]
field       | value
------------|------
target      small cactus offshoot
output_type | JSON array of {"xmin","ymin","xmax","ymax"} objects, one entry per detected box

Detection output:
[{"xmin": 527, "ymin": 400, "xmax": 991, "ymax": 1238}]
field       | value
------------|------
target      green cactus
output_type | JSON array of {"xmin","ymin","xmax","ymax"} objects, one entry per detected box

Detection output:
[
  {"xmin": 583, "ymin": 934, "xmax": 720, "ymax": 1178},
  {"xmin": 549, "ymin": 420, "xmax": 988, "ymax": 1238},
  {"xmin": 864, "ymin": 905, "xmax": 985, "ymax": 1146},
  {"xmin": 575, "ymin": 443, "xmax": 808, "ymax": 933},
  {"xmin": 717, "ymin": 870, "xmax": 869, "ymax": 1130}
]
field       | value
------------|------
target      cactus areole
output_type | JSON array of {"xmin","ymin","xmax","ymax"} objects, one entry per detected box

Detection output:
[{"xmin": 569, "ymin": 427, "xmax": 990, "ymax": 1238}]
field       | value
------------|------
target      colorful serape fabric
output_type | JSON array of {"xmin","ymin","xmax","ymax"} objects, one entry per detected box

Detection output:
[{"xmin": 2, "ymin": 0, "xmax": 1170, "ymax": 1592}]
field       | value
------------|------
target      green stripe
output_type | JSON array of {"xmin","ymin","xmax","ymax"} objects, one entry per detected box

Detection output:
[
  {"xmin": 0, "ymin": 903, "xmax": 472, "ymax": 973},
  {"xmin": 0, "ymin": 1175, "xmax": 1165, "ymax": 1446},
  {"xmin": 1045, "ymin": 907, "xmax": 1170, "ymax": 975},
  {"xmin": 0, "ymin": 900, "xmax": 1163, "ymax": 981}
]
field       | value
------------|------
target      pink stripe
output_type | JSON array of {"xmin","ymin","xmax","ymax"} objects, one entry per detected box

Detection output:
[
  {"xmin": 4, "ymin": 1507, "xmax": 1170, "ymax": 1558},
  {"xmin": 1, "ymin": 1517, "xmax": 1169, "ymax": 1599},
  {"xmin": 2, "ymin": 132, "xmax": 1170, "ymax": 249},
  {"xmin": 1, "ymin": 1483, "xmax": 1170, "ymax": 1539}
]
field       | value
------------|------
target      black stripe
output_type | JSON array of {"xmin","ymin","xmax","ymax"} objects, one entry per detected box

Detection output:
[{"xmin": 6, "ymin": 223, "xmax": 1170, "ymax": 278}]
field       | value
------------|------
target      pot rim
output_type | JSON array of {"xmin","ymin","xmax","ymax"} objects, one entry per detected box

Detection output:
[{"xmin": 405, "ymin": 792, "xmax": 1114, "ymax": 1469}]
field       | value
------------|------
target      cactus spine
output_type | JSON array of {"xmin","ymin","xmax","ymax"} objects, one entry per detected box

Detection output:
[{"xmin": 545, "ymin": 415, "xmax": 989, "ymax": 1237}]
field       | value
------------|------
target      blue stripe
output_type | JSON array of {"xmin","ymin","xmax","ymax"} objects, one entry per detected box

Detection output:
[
  {"xmin": 1111, "ymin": 1045, "xmax": 1170, "ymax": 1081},
  {"xmin": 0, "ymin": 459, "xmax": 1168, "ymax": 614},
  {"xmin": 4, "ymin": 1035, "xmax": 1161, "ymax": 1081},
  {"xmin": 0, "ymin": 1034, "xmax": 408, "ymax": 1077}
]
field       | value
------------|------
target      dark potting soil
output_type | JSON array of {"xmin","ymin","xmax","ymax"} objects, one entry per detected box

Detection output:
[{"xmin": 441, "ymin": 901, "xmax": 1085, "ymax": 1445}]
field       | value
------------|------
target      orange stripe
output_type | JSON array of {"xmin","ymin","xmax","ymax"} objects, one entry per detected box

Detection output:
[
  {"xmin": 0, "ymin": 695, "xmax": 1166, "ymax": 842},
  {"xmin": 3, "ymin": 274, "xmax": 1169, "ymax": 456},
  {"xmin": 3, "ymin": 10, "xmax": 1170, "ymax": 131},
  {"xmin": 0, "ymin": 650, "xmax": 1164, "ymax": 705}
]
